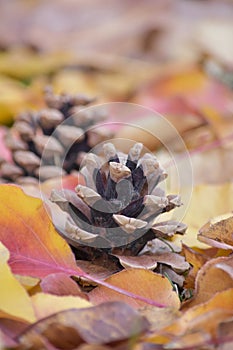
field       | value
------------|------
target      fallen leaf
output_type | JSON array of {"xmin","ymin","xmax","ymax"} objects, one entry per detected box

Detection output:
[
  {"xmin": 0, "ymin": 184, "xmax": 82, "ymax": 278},
  {"xmin": 31, "ymin": 292, "xmax": 91, "ymax": 320},
  {"xmin": 182, "ymin": 244, "xmax": 210, "ymax": 289},
  {"xmin": 198, "ymin": 213, "xmax": 233, "ymax": 250},
  {"xmin": 134, "ymin": 67, "xmax": 233, "ymax": 116},
  {"xmin": 173, "ymin": 183, "xmax": 233, "ymax": 249},
  {"xmin": 184, "ymin": 256, "xmax": 233, "ymax": 308},
  {"xmin": 147, "ymin": 288, "xmax": 233, "ymax": 348},
  {"xmin": 0, "ymin": 75, "xmax": 29, "ymax": 125},
  {"xmin": 0, "ymin": 185, "xmax": 173, "ymax": 307},
  {"xmin": 76, "ymin": 345, "xmax": 112, "ymax": 350},
  {"xmin": 0, "ymin": 242, "xmax": 35, "ymax": 323},
  {"xmin": 89, "ymin": 269, "xmax": 180, "ymax": 309},
  {"xmin": 18, "ymin": 302, "xmax": 149, "ymax": 348},
  {"xmin": 140, "ymin": 306, "xmax": 180, "ymax": 332},
  {"xmin": 196, "ymin": 20, "xmax": 233, "ymax": 67},
  {"xmin": 40, "ymin": 273, "xmax": 86, "ymax": 297},
  {"xmin": 0, "ymin": 318, "xmax": 29, "ymax": 341},
  {"xmin": 217, "ymin": 317, "xmax": 233, "ymax": 350},
  {"xmin": 76, "ymin": 259, "xmax": 120, "ymax": 286},
  {"xmin": 0, "ymin": 328, "xmax": 19, "ymax": 349},
  {"xmin": 15, "ymin": 275, "xmax": 40, "ymax": 292}
]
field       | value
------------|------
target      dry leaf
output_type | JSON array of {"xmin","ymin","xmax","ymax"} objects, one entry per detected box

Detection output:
[
  {"xmin": 0, "ymin": 242, "xmax": 35, "ymax": 323},
  {"xmin": 89, "ymin": 268, "xmax": 180, "ymax": 309},
  {"xmin": 0, "ymin": 185, "xmax": 170, "ymax": 307},
  {"xmin": 198, "ymin": 213, "xmax": 233, "ymax": 250},
  {"xmin": 31, "ymin": 292, "xmax": 91, "ymax": 320},
  {"xmin": 18, "ymin": 302, "xmax": 149, "ymax": 348},
  {"xmin": 40, "ymin": 273, "xmax": 86, "ymax": 297},
  {"xmin": 182, "ymin": 244, "xmax": 210, "ymax": 289},
  {"xmin": 140, "ymin": 306, "xmax": 180, "ymax": 332},
  {"xmin": 147, "ymin": 288, "xmax": 233, "ymax": 349},
  {"xmin": 173, "ymin": 183, "xmax": 233, "ymax": 249},
  {"xmin": 184, "ymin": 255, "xmax": 233, "ymax": 308}
]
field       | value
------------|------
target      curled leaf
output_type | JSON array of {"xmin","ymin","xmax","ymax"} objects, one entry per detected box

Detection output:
[
  {"xmin": 185, "ymin": 255, "xmax": 233, "ymax": 308},
  {"xmin": 198, "ymin": 213, "xmax": 233, "ymax": 250}
]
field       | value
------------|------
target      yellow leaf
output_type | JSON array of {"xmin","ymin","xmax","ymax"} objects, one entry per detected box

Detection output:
[
  {"xmin": 31, "ymin": 292, "xmax": 92, "ymax": 320},
  {"xmin": 173, "ymin": 183, "xmax": 233, "ymax": 249},
  {"xmin": 15, "ymin": 275, "xmax": 40, "ymax": 292},
  {"xmin": 0, "ymin": 243, "xmax": 36, "ymax": 323}
]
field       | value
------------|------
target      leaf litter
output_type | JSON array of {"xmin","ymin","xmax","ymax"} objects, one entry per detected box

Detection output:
[{"xmin": 0, "ymin": 2, "xmax": 233, "ymax": 348}]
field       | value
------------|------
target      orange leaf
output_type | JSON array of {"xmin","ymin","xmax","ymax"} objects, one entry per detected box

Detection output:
[
  {"xmin": 184, "ymin": 256, "xmax": 233, "ymax": 308},
  {"xmin": 0, "ymin": 184, "xmax": 82, "ymax": 278},
  {"xmin": 89, "ymin": 269, "xmax": 180, "ymax": 309},
  {"xmin": 0, "ymin": 185, "xmax": 172, "ymax": 307},
  {"xmin": 182, "ymin": 244, "xmax": 210, "ymax": 289},
  {"xmin": 147, "ymin": 289, "xmax": 233, "ymax": 348}
]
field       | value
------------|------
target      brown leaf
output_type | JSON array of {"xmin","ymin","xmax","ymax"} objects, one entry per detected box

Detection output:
[
  {"xmin": 76, "ymin": 259, "xmax": 121, "ymax": 288},
  {"xmin": 147, "ymin": 289, "xmax": 233, "ymax": 349},
  {"xmin": 198, "ymin": 214, "xmax": 233, "ymax": 250},
  {"xmin": 184, "ymin": 255, "xmax": 233, "ymax": 308},
  {"xmin": 76, "ymin": 346, "xmax": 112, "ymax": 350},
  {"xmin": 182, "ymin": 244, "xmax": 210, "ymax": 289},
  {"xmin": 0, "ymin": 318, "xmax": 29, "ymax": 346},
  {"xmin": 18, "ymin": 302, "xmax": 149, "ymax": 348},
  {"xmin": 173, "ymin": 183, "xmax": 233, "ymax": 249},
  {"xmin": 140, "ymin": 306, "xmax": 180, "ymax": 332}
]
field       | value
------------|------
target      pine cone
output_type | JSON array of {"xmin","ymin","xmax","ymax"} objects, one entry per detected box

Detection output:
[
  {"xmin": 0, "ymin": 87, "xmax": 110, "ymax": 185},
  {"xmin": 51, "ymin": 142, "xmax": 189, "ymax": 285}
]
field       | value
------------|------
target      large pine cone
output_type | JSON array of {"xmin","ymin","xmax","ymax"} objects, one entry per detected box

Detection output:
[
  {"xmin": 0, "ymin": 87, "xmax": 109, "ymax": 185},
  {"xmin": 51, "ymin": 142, "xmax": 189, "ymax": 286}
]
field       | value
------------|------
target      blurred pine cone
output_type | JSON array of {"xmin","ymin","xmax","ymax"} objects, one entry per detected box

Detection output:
[
  {"xmin": 51, "ymin": 142, "xmax": 189, "ymax": 286},
  {"xmin": 0, "ymin": 87, "xmax": 110, "ymax": 185}
]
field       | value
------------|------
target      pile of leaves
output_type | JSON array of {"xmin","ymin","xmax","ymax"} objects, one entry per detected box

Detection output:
[
  {"xmin": 0, "ymin": 2, "xmax": 233, "ymax": 349},
  {"xmin": 0, "ymin": 179, "xmax": 233, "ymax": 349}
]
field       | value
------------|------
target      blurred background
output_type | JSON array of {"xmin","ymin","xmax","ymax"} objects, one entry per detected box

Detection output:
[{"xmin": 0, "ymin": 0, "xmax": 233, "ymax": 184}]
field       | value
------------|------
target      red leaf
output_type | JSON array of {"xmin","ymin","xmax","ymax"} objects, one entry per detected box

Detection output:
[
  {"xmin": 0, "ymin": 184, "xmax": 83, "ymax": 278},
  {"xmin": 0, "ymin": 185, "xmax": 173, "ymax": 307},
  {"xmin": 40, "ymin": 273, "xmax": 87, "ymax": 298}
]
